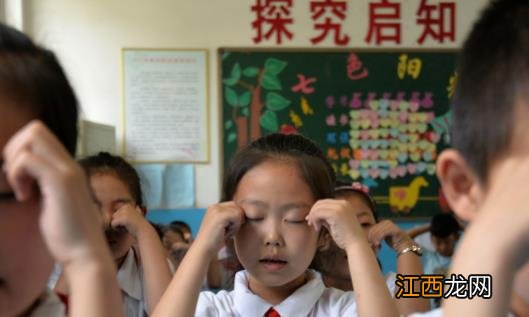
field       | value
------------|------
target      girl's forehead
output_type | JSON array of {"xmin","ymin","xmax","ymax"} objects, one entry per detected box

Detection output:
[
  {"xmin": 239, "ymin": 197, "xmax": 312, "ymax": 211},
  {"xmin": 336, "ymin": 191, "xmax": 376, "ymax": 216},
  {"xmin": 0, "ymin": 101, "xmax": 35, "ymax": 150},
  {"xmin": 236, "ymin": 161, "xmax": 315, "ymax": 198},
  {"xmin": 90, "ymin": 173, "xmax": 132, "ymax": 196}
]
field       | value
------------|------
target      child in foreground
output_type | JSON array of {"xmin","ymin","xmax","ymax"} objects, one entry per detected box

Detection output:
[
  {"xmin": 411, "ymin": 0, "xmax": 529, "ymax": 315},
  {"xmin": 152, "ymin": 133, "xmax": 398, "ymax": 317},
  {"xmin": 0, "ymin": 22, "xmax": 122, "ymax": 316}
]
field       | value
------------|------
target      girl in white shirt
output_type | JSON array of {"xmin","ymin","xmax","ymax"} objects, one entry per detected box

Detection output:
[
  {"xmin": 312, "ymin": 182, "xmax": 429, "ymax": 315},
  {"xmin": 152, "ymin": 133, "xmax": 398, "ymax": 317},
  {"xmin": 53, "ymin": 152, "xmax": 172, "ymax": 316}
]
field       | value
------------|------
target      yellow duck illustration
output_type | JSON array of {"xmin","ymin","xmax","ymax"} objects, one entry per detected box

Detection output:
[{"xmin": 389, "ymin": 176, "xmax": 429, "ymax": 213}]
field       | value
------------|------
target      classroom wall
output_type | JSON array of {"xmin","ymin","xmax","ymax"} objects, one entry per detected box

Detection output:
[{"xmin": 21, "ymin": 0, "xmax": 489, "ymax": 207}]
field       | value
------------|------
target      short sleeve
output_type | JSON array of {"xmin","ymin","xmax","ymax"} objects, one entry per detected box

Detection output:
[
  {"xmin": 385, "ymin": 272, "xmax": 397, "ymax": 297},
  {"xmin": 195, "ymin": 292, "xmax": 219, "ymax": 317}
]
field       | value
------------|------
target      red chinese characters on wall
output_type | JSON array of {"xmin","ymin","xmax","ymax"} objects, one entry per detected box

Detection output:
[
  {"xmin": 416, "ymin": 0, "xmax": 456, "ymax": 44},
  {"xmin": 251, "ymin": 0, "xmax": 294, "ymax": 44},
  {"xmin": 365, "ymin": 0, "xmax": 401, "ymax": 45},
  {"xmin": 250, "ymin": 0, "xmax": 457, "ymax": 46},
  {"xmin": 310, "ymin": 0, "xmax": 350, "ymax": 45}
]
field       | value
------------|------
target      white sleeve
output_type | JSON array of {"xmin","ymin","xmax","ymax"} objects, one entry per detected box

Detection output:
[
  {"xmin": 408, "ymin": 308, "xmax": 443, "ymax": 317},
  {"xmin": 386, "ymin": 272, "xmax": 397, "ymax": 297},
  {"xmin": 195, "ymin": 291, "xmax": 223, "ymax": 317}
]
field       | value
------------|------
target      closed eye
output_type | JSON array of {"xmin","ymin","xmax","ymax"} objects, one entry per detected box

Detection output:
[
  {"xmin": 245, "ymin": 216, "xmax": 264, "ymax": 222},
  {"xmin": 0, "ymin": 191, "xmax": 16, "ymax": 202},
  {"xmin": 285, "ymin": 219, "xmax": 306, "ymax": 224}
]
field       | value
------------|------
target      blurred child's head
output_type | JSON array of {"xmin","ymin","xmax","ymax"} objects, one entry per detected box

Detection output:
[
  {"xmin": 162, "ymin": 224, "xmax": 190, "ymax": 269},
  {"xmin": 223, "ymin": 133, "xmax": 334, "ymax": 291},
  {"xmin": 437, "ymin": 0, "xmax": 529, "ymax": 222},
  {"xmin": 335, "ymin": 181, "xmax": 378, "ymax": 229},
  {"xmin": 429, "ymin": 213, "xmax": 460, "ymax": 257},
  {"xmin": 150, "ymin": 221, "xmax": 165, "ymax": 240},
  {"xmin": 79, "ymin": 152, "xmax": 144, "ymax": 263},
  {"xmin": 0, "ymin": 23, "xmax": 78, "ymax": 316},
  {"xmin": 312, "ymin": 181, "xmax": 378, "ymax": 283},
  {"xmin": 162, "ymin": 224, "xmax": 187, "ymax": 251},
  {"xmin": 168, "ymin": 220, "xmax": 192, "ymax": 243}
]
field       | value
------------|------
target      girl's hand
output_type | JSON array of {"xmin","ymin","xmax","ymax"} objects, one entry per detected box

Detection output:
[
  {"xmin": 368, "ymin": 220, "xmax": 413, "ymax": 253},
  {"xmin": 111, "ymin": 203, "xmax": 147, "ymax": 238},
  {"xmin": 194, "ymin": 201, "xmax": 244, "ymax": 257},
  {"xmin": 306, "ymin": 199, "xmax": 367, "ymax": 250},
  {"xmin": 2, "ymin": 120, "xmax": 109, "ymax": 266}
]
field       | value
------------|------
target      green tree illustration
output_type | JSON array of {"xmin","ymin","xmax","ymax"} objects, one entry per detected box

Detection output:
[{"xmin": 223, "ymin": 58, "xmax": 291, "ymax": 148}]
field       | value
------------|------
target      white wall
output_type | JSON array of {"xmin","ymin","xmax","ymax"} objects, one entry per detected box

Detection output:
[{"xmin": 22, "ymin": 0, "xmax": 489, "ymax": 207}]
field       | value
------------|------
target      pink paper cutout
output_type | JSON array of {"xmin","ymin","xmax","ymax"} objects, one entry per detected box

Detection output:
[{"xmin": 291, "ymin": 74, "xmax": 317, "ymax": 94}]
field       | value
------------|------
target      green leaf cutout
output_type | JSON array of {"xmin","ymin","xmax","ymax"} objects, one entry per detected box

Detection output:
[
  {"xmin": 243, "ymin": 67, "xmax": 259, "ymax": 77},
  {"xmin": 225, "ymin": 86, "xmax": 238, "ymax": 107},
  {"xmin": 227, "ymin": 132, "xmax": 237, "ymax": 143},
  {"xmin": 259, "ymin": 110, "xmax": 279, "ymax": 132},
  {"xmin": 223, "ymin": 63, "xmax": 241, "ymax": 86},
  {"xmin": 264, "ymin": 58, "xmax": 287, "ymax": 75},
  {"xmin": 261, "ymin": 72, "xmax": 281, "ymax": 90},
  {"xmin": 224, "ymin": 120, "xmax": 233, "ymax": 130},
  {"xmin": 266, "ymin": 92, "xmax": 290, "ymax": 111},
  {"xmin": 241, "ymin": 107, "xmax": 249, "ymax": 117},
  {"xmin": 239, "ymin": 91, "xmax": 251, "ymax": 107}
]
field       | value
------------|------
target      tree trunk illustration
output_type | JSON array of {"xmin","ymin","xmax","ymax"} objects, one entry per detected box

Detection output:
[
  {"xmin": 250, "ymin": 86, "xmax": 262, "ymax": 142},
  {"xmin": 236, "ymin": 116, "xmax": 248, "ymax": 148}
]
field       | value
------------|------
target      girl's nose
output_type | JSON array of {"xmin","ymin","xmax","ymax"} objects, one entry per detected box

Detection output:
[
  {"xmin": 263, "ymin": 220, "xmax": 284, "ymax": 247},
  {"xmin": 265, "ymin": 239, "xmax": 281, "ymax": 247},
  {"xmin": 100, "ymin": 209, "xmax": 112, "ymax": 229}
]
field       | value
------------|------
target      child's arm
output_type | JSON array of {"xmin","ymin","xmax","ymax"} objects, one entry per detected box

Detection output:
[
  {"xmin": 3, "ymin": 121, "xmax": 123, "ymax": 317},
  {"xmin": 307, "ymin": 200, "xmax": 399, "ymax": 317},
  {"xmin": 512, "ymin": 262, "xmax": 529, "ymax": 314},
  {"xmin": 207, "ymin": 258, "xmax": 222, "ymax": 289},
  {"xmin": 369, "ymin": 220, "xmax": 430, "ymax": 314},
  {"xmin": 406, "ymin": 223, "xmax": 431, "ymax": 239},
  {"xmin": 152, "ymin": 202, "xmax": 244, "ymax": 317},
  {"xmin": 443, "ymin": 158, "xmax": 529, "ymax": 317},
  {"xmin": 112, "ymin": 206, "xmax": 173, "ymax": 314}
]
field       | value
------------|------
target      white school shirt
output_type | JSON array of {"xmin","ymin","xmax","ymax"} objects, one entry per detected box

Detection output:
[
  {"xmin": 118, "ymin": 248, "xmax": 148, "ymax": 317},
  {"xmin": 31, "ymin": 290, "xmax": 65, "ymax": 317},
  {"xmin": 386, "ymin": 272, "xmax": 397, "ymax": 296},
  {"xmin": 409, "ymin": 308, "xmax": 515, "ymax": 317},
  {"xmin": 196, "ymin": 270, "xmax": 357, "ymax": 317}
]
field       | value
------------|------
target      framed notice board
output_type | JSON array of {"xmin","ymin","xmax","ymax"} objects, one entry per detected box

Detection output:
[
  {"xmin": 122, "ymin": 48, "xmax": 209, "ymax": 163},
  {"xmin": 220, "ymin": 49, "xmax": 456, "ymax": 220}
]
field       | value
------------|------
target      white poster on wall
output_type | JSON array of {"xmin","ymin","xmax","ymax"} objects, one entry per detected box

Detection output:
[{"xmin": 122, "ymin": 49, "xmax": 209, "ymax": 163}]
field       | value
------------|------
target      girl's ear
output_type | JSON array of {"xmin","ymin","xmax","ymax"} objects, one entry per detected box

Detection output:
[
  {"xmin": 317, "ymin": 229, "xmax": 332, "ymax": 251},
  {"xmin": 436, "ymin": 149, "xmax": 484, "ymax": 222}
]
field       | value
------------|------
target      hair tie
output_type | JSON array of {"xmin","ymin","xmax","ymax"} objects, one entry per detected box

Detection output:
[{"xmin": 350, "ymin": 182, "xmax": 369, "ymax": 194}]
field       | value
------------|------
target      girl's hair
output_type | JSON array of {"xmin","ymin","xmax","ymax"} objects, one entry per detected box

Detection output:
[
  {"xmin": 222, "ymin": 133, "xmax": 335, "ymax": 202},
  {"xmin": 78, "ymin": 152, "xmax": 144, "ymax": 207},
  {"xmin": 0, "ymin": 23, "xmax": 78, "ymax": 154},
  {"xmin": 334, "ymin": 180, "xmax": 378, "ymax": 222}
]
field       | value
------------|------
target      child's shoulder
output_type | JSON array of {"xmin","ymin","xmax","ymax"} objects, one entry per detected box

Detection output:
[
  {"xmin": 307, "ymin": 270, "xmax": 357, "ymax": 315},
  {"xmin": 30, "ymin": 290, "xmax": 66, "ymax": 317},
  {"xmin": 319, "ymin": 286, "xmax": 357, "ymax": 313},
  {"xmin": 196, "ymin": 289, "xmax": 237, "ymax": 316}
]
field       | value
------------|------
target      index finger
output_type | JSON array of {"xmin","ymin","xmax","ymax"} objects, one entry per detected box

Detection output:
[{"xmin": 3, "ymin": 121, "xmax": 71, "ymax": 170}]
